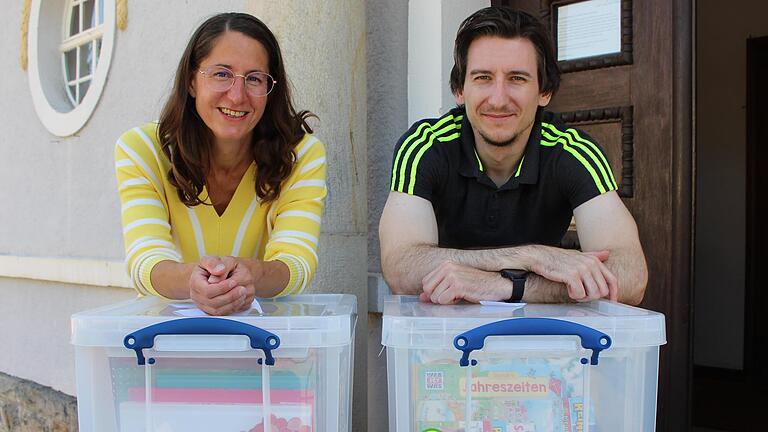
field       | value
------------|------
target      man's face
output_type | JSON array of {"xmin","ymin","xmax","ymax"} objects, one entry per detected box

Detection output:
[{"xmin": 456, "ymin": 36, "xmax": 552, "ymax": 148}]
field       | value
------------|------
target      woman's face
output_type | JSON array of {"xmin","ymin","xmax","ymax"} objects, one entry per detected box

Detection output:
[{"xmin": 189, "ymin": 31, "xmax": 270, "ymax": 149}]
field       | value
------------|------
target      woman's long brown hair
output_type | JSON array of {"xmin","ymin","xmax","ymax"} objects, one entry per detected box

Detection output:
[{"xmin": 158, "ymin": 13, "xmax": 315, "ymax": 206}]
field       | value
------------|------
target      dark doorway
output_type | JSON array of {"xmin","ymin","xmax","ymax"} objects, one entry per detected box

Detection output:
[
  {"xmin": 744, "ymin": 35, "xmax": 768, "ymax": 391},
  {"xmin": 746, "ymin": 34, "xmax": 768, "ymax": 391},
  {"xmin": 692, "ymin": 35, "xmax": 768, "ymax": 431}
]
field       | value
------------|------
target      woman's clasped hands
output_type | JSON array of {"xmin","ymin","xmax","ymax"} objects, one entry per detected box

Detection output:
[{"xmin": 189, "ymin": 256, "xmax": 261, "ymax": 315}]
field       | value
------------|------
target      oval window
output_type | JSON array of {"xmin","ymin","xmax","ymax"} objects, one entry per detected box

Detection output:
[{"xmin": 28, "ymin": 0, "xmax": 115, "ymax": 137}]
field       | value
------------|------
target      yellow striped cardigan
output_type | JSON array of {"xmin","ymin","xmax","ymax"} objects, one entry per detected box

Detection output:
[{"xmin": 114, "ymin": 123, "xmax": 327, "ymax": 298}]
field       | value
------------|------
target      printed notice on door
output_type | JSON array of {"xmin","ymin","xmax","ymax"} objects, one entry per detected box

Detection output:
[{"xmin": 556, "ymin": 0, "xmax": 621, "ymax": 61}]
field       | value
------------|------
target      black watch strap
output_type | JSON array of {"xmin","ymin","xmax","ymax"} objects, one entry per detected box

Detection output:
[{"xmin": 499, "ymin": 269, "xmax": 528, "ymax": 303}]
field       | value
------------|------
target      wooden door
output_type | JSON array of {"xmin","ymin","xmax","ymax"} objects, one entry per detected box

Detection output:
[{"xmin": 494, "ymin": 1, "xmax": 693, "ymax": 430}]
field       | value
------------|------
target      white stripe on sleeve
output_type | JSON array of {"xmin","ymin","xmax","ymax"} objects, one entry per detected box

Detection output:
[
  {"xmin": 126, "ymin": 237, "xmax": 180, "ymax": 262},
  {"xmin": 123, "ymin": 218, "xmax": 171, "ymax": 235},
  {"xmin": 117, "ymin": 139, "xmax": 164, "ymax": 198},
  {"xmin": 288, "ymin": 180, "xmax": 326, "ymax": 191},
  {"xmin": 122, "ymin": 198, "xmax": 165, "ymax": 213},
  {"xmin": 276, "ymin": 210, "xmax": 321, "ymax": 224},
  {"xmin": 299, "ymin": 157, "xmax": 326, "ymax": 175},
  {"xmin": 116, "ymin": 159, "xmax": 134, "ymax": 168},
  {"xmin": 120, "ymin": 178, "xmax": 150, "ymax": 190},
  {"xmin": 134, "ymin": 127, "xmax": 161, "ymax": 161},
  {"xmin": 272, "ymin": 230, "xmax": 318, "ymax": 246},
  {"xmin": 296, "ymin": 136, "xmax": 319, "ymax": 159},
  {"xmin": 267, "ymin": 237, "xmax": 319, "ymax": 262}
]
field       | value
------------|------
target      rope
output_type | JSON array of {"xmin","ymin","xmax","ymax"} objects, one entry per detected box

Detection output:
[
  {"xmin": 117, "ymin": 0, "xmax": 128, "ymax": 30},
  {"xmin": 20, "ymin": 0, "xmax": 31, "ymax": 70}
]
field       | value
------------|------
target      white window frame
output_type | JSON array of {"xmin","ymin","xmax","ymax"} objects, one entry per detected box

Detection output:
[
  {"xmin": 28, "ymin": 0, "xmax": 116, "ymax": 137},
  {"xmin": 62, "ymin": 0, "xmax": 105, "ymax": 106}
]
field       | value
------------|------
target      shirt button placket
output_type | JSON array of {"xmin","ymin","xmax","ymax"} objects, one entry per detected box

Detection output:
[{"xmin": 487, "ymin": 191, "xmax": 500, "ymax": 228}]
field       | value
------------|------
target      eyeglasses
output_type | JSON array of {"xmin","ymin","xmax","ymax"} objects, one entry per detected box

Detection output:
[{"xmin": 198, "ymin": 65, "xmax": 277, "ymax": 97}]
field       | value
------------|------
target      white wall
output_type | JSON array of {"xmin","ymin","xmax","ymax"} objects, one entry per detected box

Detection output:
[
  {"xmin": 407, "ymin": 0, "xmax": 490, "ymax": 124},
  {"xmin": 694, "ymin": 0, "xmax": 768, "ymax": 369},
  {"xmin": 0, "ymin": 0, "xmax": 367, "ymax": 428}
]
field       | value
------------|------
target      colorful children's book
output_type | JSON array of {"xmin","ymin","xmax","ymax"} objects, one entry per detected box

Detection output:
[{"xmin": 412, "ymin": 351, "xmax": 590, "ymax": 432}]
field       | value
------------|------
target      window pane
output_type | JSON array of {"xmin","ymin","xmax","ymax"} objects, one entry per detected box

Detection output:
[
  {"xmin": 94, "ymin": 38, "xmax": 102, "ymax": 68},
  {"xmin": 97, "ymin": 0, "xmax": 105, "ymax": 25},
  {"xmin": 69, "ymin": 3, "xmax": 80, "ymax": 37},
  {"xmin": 68, "ymin": 84, "xmax": 77, "ymax": 104},
  {"xmin": 78, "ymin": 80, "xmax": 91, "ymax": 103},
  {"xmin": 64, "ymin": 48, "xmax": 77, "ymax": 82},
  {"xmin": 82, "ymin": 0, "xmax": 95, "ymax": 31},
  {"xmin": 80, "ymin": 42, "xmax": 94, "ymax": 76}
]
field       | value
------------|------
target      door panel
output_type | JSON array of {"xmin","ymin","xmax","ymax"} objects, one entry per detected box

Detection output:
[{"xmin": 554, "ymin": 66, "xmax": 632, "ymax": 109}]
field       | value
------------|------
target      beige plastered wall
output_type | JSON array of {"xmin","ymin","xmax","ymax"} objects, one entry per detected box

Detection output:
[{"xmin": 0, "ymin": 0, "xmax": 366, "ymax": 429}]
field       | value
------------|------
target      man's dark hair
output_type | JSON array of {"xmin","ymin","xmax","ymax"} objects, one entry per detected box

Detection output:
[{"xmin": 449, "ymin": 7, "xmax": 560, "ymax": 97}]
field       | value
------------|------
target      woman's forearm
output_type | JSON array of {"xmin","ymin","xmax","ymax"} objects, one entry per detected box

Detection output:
[
  {"xmin": 149, "ymin": 260, "xmax": 197, "ymax": 299},
  {"xmin": 244, "ymin": 259, "xmax": 290, "ymax": 297}
]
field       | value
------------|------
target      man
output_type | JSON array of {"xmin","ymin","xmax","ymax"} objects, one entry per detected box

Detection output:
[{"xmin": 379, "ymin": 7, "xmax": 647, "ymax": 305}]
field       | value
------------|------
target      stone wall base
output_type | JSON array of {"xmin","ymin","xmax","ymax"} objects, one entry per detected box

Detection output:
[{"xmin": 0, "ymin": 373, "xmax": 77, "ymax": 432}]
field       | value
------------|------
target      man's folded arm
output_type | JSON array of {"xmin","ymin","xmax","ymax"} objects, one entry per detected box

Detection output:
[
  {"xmin": 379, "ymin": 192, "xmax": 533, "ymax": 294},
  {"xmin": 380, "ymin": 191, "xmax": 647, "ymax": 305},
  {"xmin": 573, "ymin": 191, "xmax": 648, "ymax": 305}
]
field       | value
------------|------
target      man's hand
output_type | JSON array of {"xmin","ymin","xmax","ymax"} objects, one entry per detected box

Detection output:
[
  {"xmin": 528, "ymin": 246, "xmax": 618, "ymax": 302},
  {"xmin": 420, "ymin": 261, "xmax": 512, "ymax": 304}
]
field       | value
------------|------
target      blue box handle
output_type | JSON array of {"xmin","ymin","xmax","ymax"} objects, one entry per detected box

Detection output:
[
  {"xmin": 123, "ymin": 317, "xmax": 280, "ymax": 366},
  {"xmin": 453, "ymin": 317, "xmax": 611, "ymax": 367}
]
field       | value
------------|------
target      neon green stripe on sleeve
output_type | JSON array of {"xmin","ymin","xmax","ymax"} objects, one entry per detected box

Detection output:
[
  {"xmin": 437, "ymin": 133, "xmax": 460, "ymax": 142},
  {"xmin": 567, "ymin": 127, "xmax": 618, "ymax": 189},
  {"xmin": 391, "ymin": 122, "xmax": 430, "ymax": 191},
  {"xmin": 542, "ymin": 138, "xmax": 606, "ymax": 194},
  {"xmin": 394, "ymin": 114, "xmax": 457, "ymax": 192},
  {"xmin": 406, "ymin": 120, "xmax": 462, "ymax": 194},
  {"xmin": 541, "ymin": 124, "xmax": 615, "ymax": 192}
]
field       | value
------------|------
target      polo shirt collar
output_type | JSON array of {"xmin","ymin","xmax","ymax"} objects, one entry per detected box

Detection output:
[
  {"xmin": 515, "ymin": 108, "xmax": 543, "ymax": 185},
  {"xmin": 458, "ymin": 111, "xmax": 484, "ymax": 178},
  {"xmin": 458, "ymin": 107, "xmax": 543, "ymax": 186}
]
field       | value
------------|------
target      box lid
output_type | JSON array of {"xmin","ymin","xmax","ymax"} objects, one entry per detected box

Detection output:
[
  {"xmin": 72, "ymin": 294, "xmax": 356, "ymax": 348},
  {"xmin": 381, "ymin": 296, "xmax": 665, "ymax": 349}
]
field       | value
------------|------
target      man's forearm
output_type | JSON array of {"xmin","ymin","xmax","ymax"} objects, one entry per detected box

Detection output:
[
  {"xmin": 384, "ymin": 241, "xmax": 646, "ymax": 304},
  {"xmin": 382, "ymin": 243, "xmax": 536, "ymax": 294},
  {"xmin": 601, "ymin": 245, "xmax": 647, "ymax": 304},
  {"xmin": 523, "ymin": 245, "xmax": 647, "ymax": 304},
  {"xmin": 522, "ymin": 274, "xmax": 572, "ymax": 302}
]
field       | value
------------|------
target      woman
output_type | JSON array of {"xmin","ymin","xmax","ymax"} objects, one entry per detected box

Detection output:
[{"xmin": 115, "ymin": 13, "xmax": 326, "ymax": 315}]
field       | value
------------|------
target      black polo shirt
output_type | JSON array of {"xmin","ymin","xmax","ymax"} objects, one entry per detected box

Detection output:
[{"xmin": 390, "ymin": 106, "xmax": 617, "ymax": 249}]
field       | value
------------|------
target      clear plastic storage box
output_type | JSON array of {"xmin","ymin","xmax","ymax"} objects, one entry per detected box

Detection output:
[
  {"xmin": 72, "ymin": 294, "xmax": 356, "ymax": 432},
  {"xmin": 382, "ymin": 296, "xmax": 666, "ymax": 432}
]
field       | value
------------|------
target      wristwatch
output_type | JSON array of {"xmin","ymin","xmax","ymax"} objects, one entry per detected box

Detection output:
[{"xmin": 499, "ymin": 269, "xmax": 528, "ymax": 303}]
